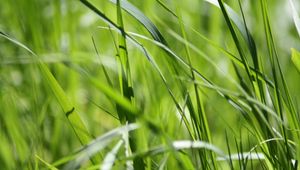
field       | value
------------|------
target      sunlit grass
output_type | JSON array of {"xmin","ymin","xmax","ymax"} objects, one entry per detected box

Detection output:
[{"xmin": 0, "ymin": 0, "xmax": 300, "ymax": 169}]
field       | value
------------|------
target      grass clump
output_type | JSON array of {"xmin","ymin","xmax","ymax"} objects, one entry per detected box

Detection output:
[{"xmin": 0, "ymin": 0, "xmax": 300, "ymax": 169}]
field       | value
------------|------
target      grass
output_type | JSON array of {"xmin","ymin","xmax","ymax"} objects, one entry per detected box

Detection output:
[{"xmin": 1, "ymin": 0, "xmax": 300, "ymax": 169}]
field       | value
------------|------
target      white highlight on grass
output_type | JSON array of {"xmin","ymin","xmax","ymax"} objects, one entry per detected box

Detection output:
[
  {"xmin": 101, "ymin": 140, "xmax": 124, "ymax": 170},
  {"xmin": 217, "ymin": 152, "xmax": 265, "ymax": 161},
  {"xmin": 172, "ymin": 140, "xmax": 225, "ymax": 157}
]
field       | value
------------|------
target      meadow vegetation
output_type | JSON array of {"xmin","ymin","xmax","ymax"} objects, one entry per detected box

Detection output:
[{"xmin": 1, "ymin": 0, "xmax": 300, "ymax": 169}]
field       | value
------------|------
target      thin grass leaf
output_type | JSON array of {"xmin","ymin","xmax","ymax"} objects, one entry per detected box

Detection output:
[
  {"xmin": 206, "ymin": 0, "xmax": 258, "ymax": 63},
  {"xmin": 215, "ymin": 0, "xmax": 255, "ymax": 92},
  {"xmin": 155, "ymin": 0, "xmax": 177, "ymax": 17},
  {"xmin": 35, "ymin": 155, "xmax": 59, "ymax": 170},
  {"xmin": 225, "ymin": 132, "xmax": 234, "ymax": 169}
]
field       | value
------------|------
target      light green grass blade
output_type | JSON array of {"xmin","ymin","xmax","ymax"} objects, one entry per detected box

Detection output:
[
  {"xmin": 291, "ymin": 48, "xmax": 300, "ymax": 73},
  {"xmin": 38, "ymin": 62, "xmax": 93, "ymax": 144},
  {"xmin": 35, "ymin": 155, "xmax": 59, "ymax": 170}
]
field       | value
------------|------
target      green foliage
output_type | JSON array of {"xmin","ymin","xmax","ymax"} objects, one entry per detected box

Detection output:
[{"xmin": 0, "ymin": 0, "xmax": 300, "ymax": 169}]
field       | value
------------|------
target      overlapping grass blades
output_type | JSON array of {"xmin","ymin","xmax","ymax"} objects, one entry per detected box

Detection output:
[
  {"xmin": 1, "ymin": 0, "xmax": 299, "ymax": 169},
  {"xmin": 206, "ymin": 0, "xmax": 299, "ymax": 169}
]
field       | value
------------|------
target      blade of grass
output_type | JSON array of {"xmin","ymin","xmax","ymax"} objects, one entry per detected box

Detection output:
[
  {"xmin": 35, "ymin": 155, "xmax": 59, "ymax": 170},
  {"xmin": 115, "ymin": 0, "xmax": 146, "ymax": 169}
]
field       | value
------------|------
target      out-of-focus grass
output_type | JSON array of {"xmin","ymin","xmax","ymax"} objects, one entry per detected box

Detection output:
[{"xmin": 0, "ymin": 0, "xmax": 300, "ymax": 169}]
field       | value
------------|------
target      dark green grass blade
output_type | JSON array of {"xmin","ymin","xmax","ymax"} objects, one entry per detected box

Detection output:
[
  {"xmin": 214, "ymin": 0, "xmax": 255, "ymax": 93},
  {"xmin": 225, "ymin": 131, "xmax": 234, "ymax": 169},
  {"xmin": 206, "ymin": 0, "xmax": 258, "ymax": 68}
]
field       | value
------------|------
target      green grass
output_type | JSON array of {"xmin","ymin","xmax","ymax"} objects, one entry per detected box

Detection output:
[{"xmin": 1, "ymin": 0, "xmax": 300, "ymax": 169}]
